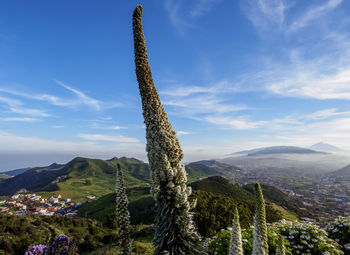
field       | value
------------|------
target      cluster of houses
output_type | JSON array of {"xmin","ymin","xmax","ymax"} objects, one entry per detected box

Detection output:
[{"xmin": 0, "ymin": 193, "xmax": 83, "ymax": 217}]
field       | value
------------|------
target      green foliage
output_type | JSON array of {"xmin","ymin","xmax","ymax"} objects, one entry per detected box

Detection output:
[
  {"xmin": 0, "ymin": 215, "xmax": 118, "ymax": 255},
  {"xmin": 325, "ymin": 217, "xmax": 350, "ymax": 255},
  {"xmin": 208, "ymin": 227, "xmax": 292, "ymax": 255}
]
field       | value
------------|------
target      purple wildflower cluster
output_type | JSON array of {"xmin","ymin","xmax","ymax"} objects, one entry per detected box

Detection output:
[
  {"xmin": 24, "ymin": 244, "xmax": 48, "ymax": 255},
  {"xmin": 24, "ymin": 235, "xmax": 78, "ymax": 255}
]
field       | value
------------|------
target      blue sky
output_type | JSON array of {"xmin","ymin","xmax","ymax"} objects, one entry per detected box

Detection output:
[{"xmin": 1, "ymin": 0, "xmax": 350, "ymax": 170}]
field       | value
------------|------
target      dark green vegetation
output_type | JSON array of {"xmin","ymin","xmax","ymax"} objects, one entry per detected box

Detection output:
[
  {"xmin": 79, "ymin": 176, "xmax": 298, "ymax": 238},
  {"xmin": 0, "ymin": 215, "xmax": 118, "ymax": 255}
]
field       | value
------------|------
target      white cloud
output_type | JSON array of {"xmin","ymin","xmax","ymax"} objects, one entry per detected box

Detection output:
[
  {"xmin": 177, "ymin": 130, "xmax": 191, "ymax": 135},
  {"xmin": 77, "ymin": 134, "xmax": 139, "ymax": 143},
  {"xmin": 268, "ymin": 67, "xmax": 350, "ymax": 100},
  {"xmin": 204, "ymin": 115, "xmax": 266, "ymax": 129},
  {"xmin": 9, "ymin": 107, "xmax": 50, "ymax": 117},
  {"xmin": 0, "ymin": 117, "xmax": 39, "ymax": 122},
  {"xmin": 305, "ymin": 108, "xmax": 350, "ymax": 120},
  {"xmin": 89, "ymin": 122, "xmax": 127, "ymax": 130}
]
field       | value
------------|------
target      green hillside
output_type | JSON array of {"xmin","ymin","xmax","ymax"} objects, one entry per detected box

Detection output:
[
  {"xmin": 78, "ymin": 176, "xmax": 297, "ymax": 237},
  {"xmin": 189, "ymin": 175, "xmax": 253, "ymax": 201},
  {"xmin": 0, "ymin": 157, "xmax": 151, "ymax": 201},
  {"xmin": 0, "ymin": 157, "xmax": 221, "ymax": 202}
]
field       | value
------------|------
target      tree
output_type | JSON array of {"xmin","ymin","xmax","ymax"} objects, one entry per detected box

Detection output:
[
  {"xmin": 132, "ymin": 5, "xmax": 203, "ymax": 255},
  {"xmin": 116, "ymin": 164, "xmax": 131, "ymax": 255},
  {"xmin": 275, "ymin": 235, "xmax": 285, "ymax": 255},
  {"xmin": 252, "ymin": 183, "xmax": 268, "ymax": 255},
  {"xmin": 229, "ymin": 207, "xmax": 243, "ymax": 255}
]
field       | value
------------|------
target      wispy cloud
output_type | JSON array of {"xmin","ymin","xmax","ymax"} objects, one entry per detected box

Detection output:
[
  {"xmin": 241, "ymin": 0, "xmax": 343, "ymax": 34},
  {"xmin": 204, "ymin": 115, "xmax": 266, "ymax": 129},
  {"xmin": 177, "ymin": 130, "xmax": 191, "ymax": 135},
  {"xmin": 164, "ymin": 0, "xmax": 221, "ymax": 32},
  {"xmin": 241, "ymin": 0, "xmax": 289, "ymax": 31},
  {"xmin": 77, "ymin": 134, "xmax": 139, "ymax": 143},
  {"xmin": 8, "ymin": 107, "xmax": 50, "ymax": 117},
  {"xmin": 0, "ymin": 94, "xmax": 50, "ymax": 117},
  {"xmin": 89, "ymin": 121, "xmax": 127, "ymax": 130},
  {"xmin": 0, "ymin": 80, "xmax": 122, "ymax": 111},
  {"xmin": 54, "ymin": 80, "xmax": 102, "ymax": 110},
  {"xmin": 0, "ymin": 117, "xmax": 39, "ymax": 122},
  {"xmin": 190, "ymin": 0, "xmax": 221, "ymax": 18},
  {"xmin": 268, "ymin": 67, "xmax": 350, "ymax": 100},
  {"xmin": 289, "ymin": 0, "xmax": 343, "ymax": 32}
]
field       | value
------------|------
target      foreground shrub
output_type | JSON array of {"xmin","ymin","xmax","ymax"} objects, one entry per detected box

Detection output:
[
  {"xmin": 208, "ymin": 227, "xmax": 292, "ymax": 255},
  {"xmin": 325, "ymin": 217, "xmax": 350, "ymax": 255},
  {"xmin": 272, "ymin": 220, "xmax": 343, "ymax": 255}
]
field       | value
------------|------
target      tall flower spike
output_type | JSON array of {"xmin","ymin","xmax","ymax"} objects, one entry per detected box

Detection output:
[
  {"xmin": 116, "ymin": 163, "xmax": 131, "ymax": 255},
  {"xmin": 252, "ymin": 183, "xmax": 268, "ymax": 255},
  {"xmin": 275, "ymin": 235, "xmax": 285, "ymax": 255},
  {"xmin": 229, "ymin": 207, "xmax": 243, "ymax": 255},
  {"xmin": 132, "ymin": 5, "xmax": 203, "ymax": 255}
]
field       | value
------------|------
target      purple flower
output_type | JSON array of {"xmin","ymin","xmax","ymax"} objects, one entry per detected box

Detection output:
[{"xmin": 25, "ymin": 244, "xmax": 48, "ymax": 255}]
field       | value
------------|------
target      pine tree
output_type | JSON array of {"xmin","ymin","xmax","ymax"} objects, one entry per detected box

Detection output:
[
  {"xmin": 275, "ymin": 235, "xmax": 285, "ymax": 255},
  {"xmin": 132, "ymin": 5, "xmax": 204, "ymax": 255},
  {"xmin": 229, "ymin": 207, "xmax": 243, "ymax": 255},
  {"xmin": 116, "ymin": 163, "xmax": 131, "ymax": 255},
  {"xmin": 252, "ymin": 183, "xmax": 268, "ymax": 255}
]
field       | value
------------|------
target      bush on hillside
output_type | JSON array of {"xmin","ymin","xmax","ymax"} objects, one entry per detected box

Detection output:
[
  {"xmin": 325, "ymin": 217, "xmax": 350, "ymax": 255},
  {"xmin": 272, "ymin": 220, "xmax": 343, "ymax": 255},
  {"xmin": 208, "ymin": 227, "xmax": 292, "ymax": 255}
]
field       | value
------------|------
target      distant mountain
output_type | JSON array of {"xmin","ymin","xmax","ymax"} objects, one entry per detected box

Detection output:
[
  {"xmin": 309, "ymin": 142, "xmax": 344, "ymax": 153},
  {"xmin": 247, "ymin": 146, "xmax": 323, "ymax": 156},
  {"xmin": 1, "ymin": 167, "xmax": 31, "ymax": 176},
  {"xmin": 227, "ymin": 147, "xmax": 267, "ymax": 156},
  {"xmin": 229, "ymin": 146, "xmax": 324, "ymax": 156}
]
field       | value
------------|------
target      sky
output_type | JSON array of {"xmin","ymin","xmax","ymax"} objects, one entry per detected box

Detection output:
[{"xmin": 1, "ymin": 0, "xmax": 350, "ymax": 170}]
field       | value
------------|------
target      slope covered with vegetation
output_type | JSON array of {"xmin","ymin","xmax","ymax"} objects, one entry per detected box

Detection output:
[{"xmin": 78, "ymin": 176, "xmax": 297, "ymax": 237}]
